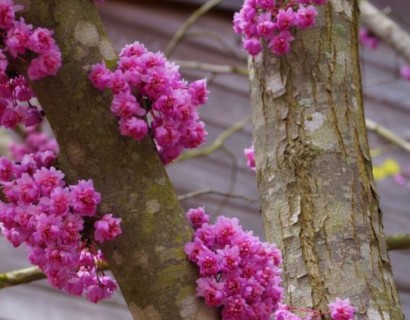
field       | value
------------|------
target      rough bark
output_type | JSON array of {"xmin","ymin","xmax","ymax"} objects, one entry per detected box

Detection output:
[
  {"xmin": 249, "ymin": 1, "xmax": 404, "ymax": 319},
  {"xmin": 16, "ymin": 1, "xmax": 216, "ymax": 319}
]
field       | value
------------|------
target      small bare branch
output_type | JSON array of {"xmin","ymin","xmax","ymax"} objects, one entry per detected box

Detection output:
[
  {"xmin": 366, "ymin": 118, "xmax": 410, "ymax": 153},
  {"xmin": 175, "ymin": 60, "xmax": 248, "ymax": 76},
  {"xmin": 165, "ymin": 0, "xmax": 224, "ymax": 57},
  {"xmin": 178, "ymin": 188, "xmax": 258, "ymax": 203},
  {"xmin": 176, "ymin": 115, "xmax": 251, "ymax": 162},
  {"xmin": 386, "ymin": 233, "xmax": 410, "ymax": 251}
]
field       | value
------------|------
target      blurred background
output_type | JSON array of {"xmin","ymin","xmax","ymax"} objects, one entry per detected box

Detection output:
[{"xmin": 0, "ymin": 0, "xmax": 409, "ymax": 319}]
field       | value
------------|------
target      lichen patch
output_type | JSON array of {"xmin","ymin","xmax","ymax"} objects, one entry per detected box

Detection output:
[
  {"xmin": 305, "ymin": 112, "xmax": 324, "ymax": 132},
  {"xmin": 99, "ymin": 38, "xmax": 116, "ymax": 60},
  {"xmin": 74, "ymin": 21, "xmax": 100, "ymax": 47}
]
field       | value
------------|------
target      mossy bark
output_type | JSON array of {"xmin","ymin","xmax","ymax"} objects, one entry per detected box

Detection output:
[
  {"xmin": 16, "ymin": 1, "xmax": 216, "ymax": 319},
  {"xmin": 249, "ymin": 1, "xmax": 404, "ymax": 318}
]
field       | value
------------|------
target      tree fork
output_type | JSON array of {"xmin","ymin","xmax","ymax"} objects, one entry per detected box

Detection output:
[
  {"xmin": 16, "ymin": 1, "xmax": 216, "ymax": 319},
  {"xmin": 249, "ymin": 1, "xmax": 404, "ymax": 318}
]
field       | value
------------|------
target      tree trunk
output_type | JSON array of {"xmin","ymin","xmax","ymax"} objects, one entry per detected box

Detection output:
[
  {"xmin": 249, "ymin": 1, "xmax": 404, "ymax": 318},
  {"xmin": 17, "ymin": 1, "xmax": 216, "ymax": 319}
]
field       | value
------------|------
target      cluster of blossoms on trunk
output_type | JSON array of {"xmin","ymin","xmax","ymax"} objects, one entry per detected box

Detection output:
[
  {"xmin": 89, "ymin": 41, "xmax": 208, "ymax": 164},
  {"xmin": 185, "ymin": 207, "xmax": 283, "ymax": 319},
  {"xmin": 185, "ymin": 208, "xmax": 356, "ymax": 319},
  {"xmin": 0, "ymin": 0, "xmax": 62, "ymax": 129},
  {"xmin": 233, "ymin": 0, "xmax": 327, "ymax": 56},
  {"xmin": 0, "ymin": 0, "xmax": 122, "ymax": 303},
  {"xmin": 0, "ymin": 150, "xmax": 122, "ymax": 302}
]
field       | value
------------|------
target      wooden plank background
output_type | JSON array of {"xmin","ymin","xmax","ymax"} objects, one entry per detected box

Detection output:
[{"xmin": 0, "ymin": 1, "xmax": 409, "ymax": 319}]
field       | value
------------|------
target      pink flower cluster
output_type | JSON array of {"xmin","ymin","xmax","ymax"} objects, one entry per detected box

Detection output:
[
  {"xmin": 9, "ymin": 126, "xmax": 59, "ymax": 161},
  {"xmin": 328, "ymin": 298, "xmax": 356, "ymax": 320},
  {"xmin": 233, "ymin": 0, "xmax": 326, "ymax": 56},
  {"xmin": 89, "ymin": 41, "xmax": 208, "ymax": 164},
  {"xmin": 0, "ymin": 151, "xmax": 122, "ymax": 303},
  {"xmin": 244, "ymin": 145, "xmax": 256, "ymax": 171},
  {"xmin": 185, "ymin": 207, "xmax": 283, "ymax": 320},
  {"xmin": 0, "ymin": 0, "xmax": 62, "ymax": 129}
]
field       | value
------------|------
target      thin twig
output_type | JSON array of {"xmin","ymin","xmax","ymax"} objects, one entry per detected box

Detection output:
[
  {"xmin": 0, "ymin": 266, "xmax": 45, "ymax": 289},
  {"xmin": 175, "ymin": 60, "xmax": 248, "ymax": 76},
  {"xmin": 176, "ymin": 115, "xmax": 251, "ymax": 162},
  {"xmin": 360, "ymin": 0, "xmax": 410, "ymax": 64},
  {"xmin": 186, "ymin": 30, "xmax": 245, "ymax": 59},
  {"xmin": 0, "ymin": 261, "xmax": 109, "ymax": 289},
  {"xmin": 366, "ymin": 118, "xmax": 410, "ymax": 153},
  {"xmin": 165, "ymin": 0, "xmax": 225, "ymax": 57},
  {"xmin": 178, "ymin": 188, "xmax": 258, "ymax": 203}
]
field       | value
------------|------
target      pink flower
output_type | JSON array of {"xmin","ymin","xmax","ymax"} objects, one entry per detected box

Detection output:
[
  {"xmin": 0, "ymin": 0, "xmax": 16, "ymax": 29},
  {"xmin": 243, "ymin": 38, "xmax": 263, "ymax": 56},
  {"xmin": 28, "ymin": 27, "xmax": 56, "ymax": 53},
  {"xmin": 5, "ymin": 18, "xmax": 32, "ymax": 57},
  {"xmin": 186, "ymin": 207, "xmax": 210, "ymax": 229},
  {"xmin": 296, "ymin": 6, "xmax": 318, "ymax": 29},
  {"xmin": 189, "ymin": 79, "xmax": 209, "ymax": 106},
  {"xmin": 85, "ymin": 276, "xmax": 117, "ymax": 303},
  {"xmin": 119, "ymin": 116, "xmax": 148, "ymax": 141},
  {"xmin": 0, "ymin": 156, "xmax": 13, "ymax": 181},
  {"xmin": 269, "ymin": 31, "xmax": 294, "ymax": 55},
  {"xmin": 400, "ymin": 65, "xmax": 410, "ymax": 81},
  {"xmin": 111, "ymin": 92, "xmax": 145, "ymax": 118},
  {"xmin": 89, "ymin": 62, "xmax": 112, "ymax": 90},
  {"xmin": 276, "ymin": 8, "xmax": 297, "ymax": 31},
  {"xmin": 28, "ymin": 49, "xmax": 62, "ymax": 80},
  {"xmin": 94, "ymin": 213, "xmax": 122, "ymax": 242},
  {"xmin": 197, "ymin": 248, "xmax": 220, "ymax": 276},
  {"xmin": 70, "ymin": 179, "xmax": 101, "ymax": 216},
  {"xmin": 197, "ymin": 277, "xmax": 225, "ymax": 306},
  {"xmin": 33, "ymin": 167, "xmax": 65, "ymax": 196},
  {"xmin": 328, "ymin": 298, "xmax": 355, "ymax": 320},
  {"xmin": 244, "ymin": 145, "xmax": 256, "ymax": 171}
]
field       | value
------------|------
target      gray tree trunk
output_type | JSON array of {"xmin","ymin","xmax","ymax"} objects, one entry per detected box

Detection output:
[{"xmin": 249, "ymin": 1, "xmax": 404, "ymax": 318}]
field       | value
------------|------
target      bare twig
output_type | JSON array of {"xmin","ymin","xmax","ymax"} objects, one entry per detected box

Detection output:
[
  {"xmin": 360, "ymin": 0, "xmax": 410, "ymax": 64},
  {"xmin": 386, "ymin": 233, "xmax": 410, "ymax": 251},
  {"xmin": 0, "ymin": 266, "xmax": 45, "ymax": 289},
  {"xmin": 175, "ymin": 60, "xmax": 248, "ymax": 76},
  {"xmin": 176, "ymin": 115, "xmax": 251, "ymax": 162},
  {"xmin": 186, "ymin": 30, "xmax": 244, "ymax": 59},
  {"xmin": 0, "ymin": 261, "xmax": 109, "ymax": 290},
  {"xmin": 165, "ymin": 0, "xmax": 224, "ymax": 57},
  {"xmin": 178, "ymin": 188, "xmax": 258, "ymax": 203},
  {"xmin": 366, "ymin": 118, "xmax": 410, "ymax": 153}
]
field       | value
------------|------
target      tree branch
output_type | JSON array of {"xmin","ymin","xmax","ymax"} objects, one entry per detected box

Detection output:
[
  {"xmin": 176, "ymin": 115, "xmax": 251, "ymax": 162},
  {"xmin": 360, "ymin": 0, "xmax": 410, "ymax": 64},
  {"xmin": 175, "ymin": 60, "xmax": 248, "ymax": 76},
  {"xmin": 17, "ymin": 1, "xmax": 216, "ymax": 319},
  {"xmin": 366, "ymin": 118, "xmax": 410, "ymax": 153},
  {"xmin": 386, "ymin": 233, "xmax": 410, "ymax": 251},
  {"xmin": 164, "ymin": 0, "xmax": 224, "ymax": 57}
]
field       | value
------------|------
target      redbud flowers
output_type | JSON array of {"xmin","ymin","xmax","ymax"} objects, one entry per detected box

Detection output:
[
  {"xmin": 185, "ymin": 207, "xmax": 283, "ymax": 320},
  {"xmin": 233, "ymin": 0, "xmax": 327, "ymax": 56},
  {"xmin": 0, "ymin": 0, "xmax": 62, "ymax": 129},
  {"xmin": 89, "ymin": 41, "xmax": 209, "ymax": 164},
  {"xmin": 0, "ymin": 151, "xmax": 122, "ymax": 303}
]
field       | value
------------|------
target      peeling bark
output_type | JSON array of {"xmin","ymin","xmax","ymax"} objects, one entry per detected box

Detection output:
[
  {"xmin": 249, "ymin": 1, "xmax": 404, "ymax": 318},
  {"xmin": 16, "ymin": 1, "xmax": 216, "ymax": 319}
]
